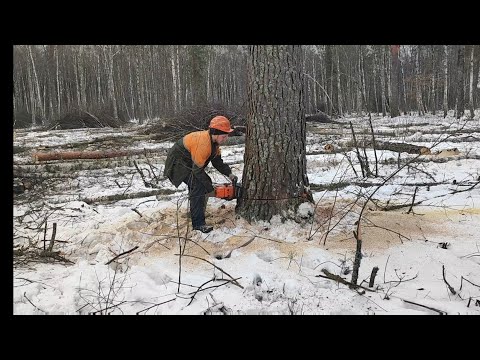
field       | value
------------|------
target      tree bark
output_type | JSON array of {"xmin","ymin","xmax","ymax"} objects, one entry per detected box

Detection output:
[
  {"xmin": 390, "ymin": 45, "xmax": 401, "ymax": 117},
  {"xmin": 469, "ymin": 45, "xmax": 475, "ymax": 118},
  {"xmin": 443, "ymin": 45, "xmax": 449, "ymax": 118},
  {"xmin": 335, "ymin": 45, "xmax": 343, "ymax": 117},
  {"xmin": 380, "ymin": 46, "xmax": 387, "ymax": 116},
  {"xmin": 414, "ymin": 46, "xmax": 424, "ymax": 116},
  {"xmin": 237, "ymin": 45, "xmax": 312, "ymax": 223},
  {"xmin": 455, "ymin": 45, "xmax": 465, "ymax": 119}
]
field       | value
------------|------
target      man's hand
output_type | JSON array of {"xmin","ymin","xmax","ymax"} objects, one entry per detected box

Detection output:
[{"xmin": 229, "ymin": 174, "xmax": 238, "ymax": 183}]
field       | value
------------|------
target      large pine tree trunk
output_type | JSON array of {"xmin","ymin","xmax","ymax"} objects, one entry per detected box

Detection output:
[{"xmin": 236, "ymin": 45, "xmax": 312, "ymax": 223}]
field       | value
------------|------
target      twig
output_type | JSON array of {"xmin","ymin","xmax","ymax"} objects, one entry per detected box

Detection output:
[
  {"xmin": 105, "ymin": 246, "xmax": 139, "ymax": 265},
  {"xmin": 43, "ymin": 220, "xmax": 47, "ymax": 251},
  {"xmin": 368, "ymin": 117, "xmax": 378, "ymax": 176},
  {"xmin": 131, "ymin": 208, "xmax": 142, "ymax": 217},
  {"xmin": 343, "ymin": 151, "xmax": 359, "ymax": 177},
  {"xmin": 369, "ymin": 266, "xmax": 379, "ymax": 287},
  {"xmin": 47, "ymin": 222, "xmax": 57, "ymax": 252},
  {"xmin": 174, "ymin": 254, "xmax": 243, "ymax": 289},
  {"xmin": 401, "ymin": 299, "xmax": 446, "ymax": 315},
  {"xmin": 383, "ymin": 255, "xmax": 390, "ymax": 283},
  {"xmin": 24, "ymin": 292, "xmax": 46, "ymax": 313},
  {"xmin": 350, "ymin": 122, "xmax": 365, "ymax": 177},
  {"xmin": 187, "ymin": 277, "xmax": 241, "ymax": 306},
  {"xmin": 459, "ymin": 276, "xmax": 480, "ymax": 291},
  {"xmin": 351, "ymin": 228, "xmax": 362, "ymax": 286},
  {"xmin": 143, "ymin": 149, "xmax": 159, "ymax": 183},
  {"xmin": 316, "ymin": 269, "xmax": 375, "ymax": 292},
  {"xmin": 442, "ymin": 265, "xmax": 456, "ymax": 295},
  {"xmin": 407, "ymin": 186, "xmax": 418, "ymax": 214},
  {"xmin": 136, "ymin": 297, "xmax": 176, "ymax": 315},
  {"xmin": 89, "ymin": 301, "xmax": 127, "ymax": 315}
]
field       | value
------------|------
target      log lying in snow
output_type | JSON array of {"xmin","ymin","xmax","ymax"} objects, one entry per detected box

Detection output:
[
  {"xmin": 33, "ymin": 148, "xmax": 168, "ymax": 162},
  {"xmin": 358, "ymin": 140, "xmax": 431, "ymax": 155},
  {"xmin": 15, "ymin": 155, "xmax": 166, "ymax": 174},
  {"xmin": 81, "ymin": 188, "xmax": 179, "ymax": 204}
]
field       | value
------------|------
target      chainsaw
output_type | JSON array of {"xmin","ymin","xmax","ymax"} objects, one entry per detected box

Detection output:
[{"xmin": 214, "ymin": 179, "xmax": 243, "ymax": 200}]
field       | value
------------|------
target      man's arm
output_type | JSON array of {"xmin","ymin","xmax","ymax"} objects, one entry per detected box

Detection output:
[{"xmin": 211, "ymin": 153, "xmax": 232, "ymax": 177}]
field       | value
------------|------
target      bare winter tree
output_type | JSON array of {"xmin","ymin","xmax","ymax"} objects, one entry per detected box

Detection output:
[
  {"xmin": 236, "ymin": 45, "xmax": 313, "ymax": 223},
  {"xmin": 455, "ymin": 45, "xmax": 465, "ymax": 119},
  {"xmin": 389, "ymin": 45, "xmax": 401, "ymax": 118},
  {"xmin": 469, "ymin": 45, "xmax": 476, "ymax": 118},
  {"xmin": 443, "ymin": 45, "xmax": 449, "ymax": 118}
]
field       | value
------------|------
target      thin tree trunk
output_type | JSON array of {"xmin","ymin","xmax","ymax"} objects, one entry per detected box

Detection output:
[
  {"xmin": 414, "ymin": 46, "xmax": 424, "ymax": 116},
  {"xmin": 431, "ymin": 46, "xmax": 436, "ymax": 115},
  {"xmin": 28, "ymin": 45, "xmax": 44, "ymax": 123},
  {"xmin": 443, "ymin": 45, "xmax": 449, "ymax": 118},
  {"xmin": 455, "ymin": 45, "xmax": 465, "ymax": 119},
  {"xmin": 390, "ymin": 45, "xmax": 401, "ymax": 118},
  {"xmin": 336, "ymin": 45, "xmax": 343, "ymax": 117},
  {"xmin": 373, "ymin": 46, "xmax": 379, "ymax": 115},
  {"xmin": 469, "ymin": 45, "xmax": 475, "ymax": 118},
  {"xmin": 56, "ymin": 45, "xmax": 61, "ymax": 119},
  {"xmin": 380, "ymin": 46, "xmax": 387, "ymax": 116}
]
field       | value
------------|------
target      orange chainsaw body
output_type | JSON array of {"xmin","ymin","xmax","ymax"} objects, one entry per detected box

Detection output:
[{"xmin": 214, "ymin": 183, "xmax": 243, "ymax": 200}]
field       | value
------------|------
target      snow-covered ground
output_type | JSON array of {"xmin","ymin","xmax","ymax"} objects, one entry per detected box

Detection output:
[{"xmin": 13, "ymin": 111, "xmax": 480, "ymax": 315}]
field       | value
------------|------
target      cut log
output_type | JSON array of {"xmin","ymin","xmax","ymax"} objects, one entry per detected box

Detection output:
[
  {"xmin": 369, "ymin": 141, "xmax": 431, "ymax": 155},
  {"xmin": 15, "ymin": 155, "xmax": 166, "ymax": 174},
  {"xmin": 81, "ymin": 188, "xmax": 179, "ymax": 204},
  {"xmin": 33, "ymin": 148, "xmax": 168, "ymax": 162}
]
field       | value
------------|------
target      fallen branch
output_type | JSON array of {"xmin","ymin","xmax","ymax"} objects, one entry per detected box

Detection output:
[
  {"xmin": 33, "ymin": 148, "xmax": 168, "ymax": 162},
  {"xmin": 401, "ymin": 299, "xmax": 446, "ymax": 315},
  {"xmin": 407, "ymin": 186, "xmax": 418, "ymax": 214},
  {"xmin": 361, "ymin": 140, "xmax": 431, "ymax": 155},
  {"xmin": 187, "ymin": 277, "xmax": 241, "ymax": 306},
  {"xmin": 136, "ymin": 298, "xmax": 176, "ymax": 315},
  {"xmin": 316, "ymin": 269, "xmax": 375, "ymax": 292},
  {"xmin": 174, "ymin": 253, "xmax": 243, "ymax": 289},
  {"xmin": 82, "ymin": 188, "xmax": 177, "ymax": 204},
  {"xmin": 442, "ymin": 265, "xmax": 456, "ymax": 295},
  {"xmin": 214, "ymin": 236, "xmax": 256, "ymax": 259},
  {"xmin": 105, "ymin": 246, "xmax": 139, "ymax": 265},
  {"xmin": 369, "ymin": 266, "xmax": 379, "ymax": 287}
]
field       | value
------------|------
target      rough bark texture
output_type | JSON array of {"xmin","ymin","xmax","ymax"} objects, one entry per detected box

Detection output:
[{"xmin": 237, "ymin": 45, "xmax": 311, "ymax": 223}]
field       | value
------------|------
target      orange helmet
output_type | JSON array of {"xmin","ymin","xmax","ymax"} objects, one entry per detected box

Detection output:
[{"xmin": 209, "ymin": 116, "xmax": 234, "ymax": 133}]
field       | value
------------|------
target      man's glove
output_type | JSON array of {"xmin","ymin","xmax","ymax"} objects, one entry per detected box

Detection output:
[{"xmin": 229, "ymin": 174, "xmax": 238, "ymax": 183}]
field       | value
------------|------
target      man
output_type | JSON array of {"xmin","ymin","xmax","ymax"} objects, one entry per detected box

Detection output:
[{"xmin": 163, "ymin": 115, "xmax": 238, "ymax": 233}]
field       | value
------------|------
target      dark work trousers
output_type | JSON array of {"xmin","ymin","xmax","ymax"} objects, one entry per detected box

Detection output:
[{"xmin": 183, "ymin": 173, "xmax": 210, "ymax": 228}]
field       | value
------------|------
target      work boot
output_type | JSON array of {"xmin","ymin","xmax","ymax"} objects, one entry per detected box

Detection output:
[{"xmin": 194, "ymin": 225, "xmax": 213, "ymax": 233}]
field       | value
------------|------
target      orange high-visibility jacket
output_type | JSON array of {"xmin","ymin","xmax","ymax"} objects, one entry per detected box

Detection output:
[{"xmin": 163, "ymin": 130, "xmax": 232, "ymax": 192}]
